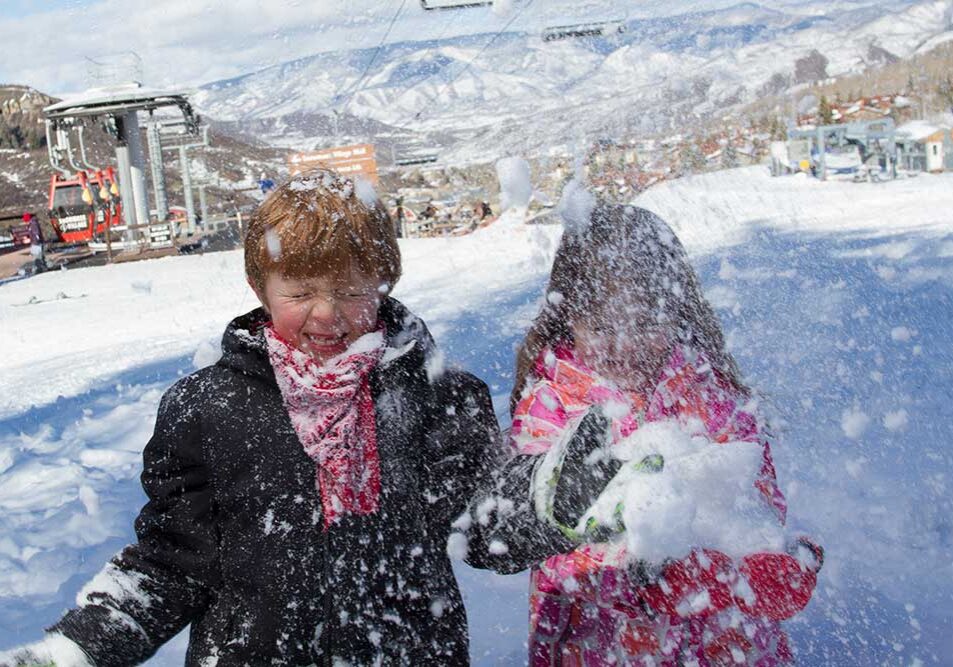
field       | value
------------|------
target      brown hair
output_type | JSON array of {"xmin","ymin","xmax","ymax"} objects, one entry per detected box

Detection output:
[
  {"xmin": 244, "ymin": 168, "xmax": 401, "ymax": 295},
  {"xmin": 511, "ymin": 203, "xmax": 746, "ymax": 412}
]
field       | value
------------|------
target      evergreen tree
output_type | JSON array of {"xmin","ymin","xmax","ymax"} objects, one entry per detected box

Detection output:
[
  {"xmin": 818, "ymin": 95, "xmax": 834, "ymax": 125},
  {"xmin": 939, "ymin": 74, "xmax": 953, "ymax": 114}
]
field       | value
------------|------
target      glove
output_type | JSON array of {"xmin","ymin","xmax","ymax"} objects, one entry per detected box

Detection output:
[
  {"xmin": 638, "ymin": 540, "xmax": 823, "ymax": 622},
  {"xmin": 0, "ymin": 647, "xmax": 55, "ymax": 667},
  {"xmin": 0, "ymin": 633, "xmax": 91, "ymax": 667},
  {"xmin": 551, "ymin": 407, "xmax": 618, "ymax": 531},
  {"xmin": 535, "ymin": 407, "xmax": 664, "ymax": 541}
]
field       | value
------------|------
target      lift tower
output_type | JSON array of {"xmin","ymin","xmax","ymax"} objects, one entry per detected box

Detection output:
[{"xmin": 43, "ymin": 83, "xmax": 199, "ymax": 241}]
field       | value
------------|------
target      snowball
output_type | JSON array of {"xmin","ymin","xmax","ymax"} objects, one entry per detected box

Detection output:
[
  {"xmin": 430, "ymin": 597, "xmax": 447, "ymax": 618},
  {"xmin": 890, "ymin": 326, "xmax": 915, "ymax": 342},
  {"xmin": 488, "ymin": 539, "xmax": 509, "ymax": 555},
  {"xmin": 425, "ymin": 349, "xmax": 446, "ymax": 383},
  {"xmin": 883, "ymin": 409, "xmax": 909, "ymax": 432},
  {"xmin": 446, "ymin": 532, "xmax": 469, "ymax": 560},
  {"xmin": 450, "ymin": 512, "xmax": 472, "ymax": 531},
  {"xmin": 192, "ymin": 337, "xmax": 222, "ymax": 369},
  {"xmin": 354, "ymin": 177, "xmax": 378, "ymax": 207},
  {"xmin": 576, "ymin": 421, "xmax": 785, "ymax": 563},
  {"xmin": 556, "ymin": 175, "xmax": 596, "ymax": 233},
  {"xmin": 841, "ymin": 408, "xmax": 870, "ymax": 440},
  {"xmin": 265, "ymin": 228, "xmax": 281, "ymax": 260},
  {"xmin": 496, "ymin": 157, "xmax": 533, "ymax": 212}
]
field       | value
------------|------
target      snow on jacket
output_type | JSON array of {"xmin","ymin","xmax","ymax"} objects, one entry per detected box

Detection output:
[
  {"xmin": 464, "ymin": 344, "xmax": 820, "ymax": 667},
  {"xmin": 47, "ymin": 299, "xmax": 503, "ymax": 667}
]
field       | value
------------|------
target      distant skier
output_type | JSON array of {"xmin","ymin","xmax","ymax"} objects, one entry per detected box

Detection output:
[
  {"xmin": 259, "ymin": 171, "xmax": 276, "ymax": 194},
  {"xmin": 23, "ymin": 212, "xmax": 46, "ymax": 273},
  {"xmin": 479, "ymin": 200, "xmax": 493, "ymax": 221},
  {"xmin": 460, "ymin": 204, "xmax": 823, "ymax": 665},
  {"xmin": 0, "ymin": 169, "xmax": 503, "ymax": 666}
]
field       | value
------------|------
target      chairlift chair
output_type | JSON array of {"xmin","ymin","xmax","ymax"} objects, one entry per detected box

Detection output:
[
  {"xmin": 542, "ymin": 20, "xmax": 625, "ymax": 42},
  {"xmin": 420, "ymin": 0, "xmax": 492, "ymax": 9},
  {"xmin": 395, "ymin": 153, "xmax": 439, "ymax": 167}
]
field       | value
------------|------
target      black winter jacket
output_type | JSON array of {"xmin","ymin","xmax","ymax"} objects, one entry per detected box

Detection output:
[{"xmin": 49, "ymin": 299, "xmax": 502, "ymax": 666}]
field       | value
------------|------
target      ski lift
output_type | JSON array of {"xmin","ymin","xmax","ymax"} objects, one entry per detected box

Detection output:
[
  {"xmin": 395, "ymin": 153, "xmax": 439, "ymax": 167},
  {"xmin": 420, "ymin": 0, "xmax": 492, "ymax": 9},
  {"xmin": 542, "ymin": 20, "xmax": 625, "ymax": 42},
  {"xmin": 392, "ymin": 143, "xmax": 440, "ymax": 167}
]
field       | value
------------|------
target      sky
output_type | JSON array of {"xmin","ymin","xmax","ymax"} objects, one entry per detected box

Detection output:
[{"xmin": 0, "ymin": 0, "xmax": 842, "ymax": 97}]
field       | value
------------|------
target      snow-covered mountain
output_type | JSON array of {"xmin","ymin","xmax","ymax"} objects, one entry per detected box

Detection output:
[{"xmin": 193, "ymin": 0, "xmax": 953, "ymax": 162}]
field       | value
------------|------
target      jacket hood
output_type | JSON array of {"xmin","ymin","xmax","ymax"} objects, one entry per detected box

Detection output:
[{"xmin": 217, "ymin": 297, "xmax": 436, "ymax": 382}]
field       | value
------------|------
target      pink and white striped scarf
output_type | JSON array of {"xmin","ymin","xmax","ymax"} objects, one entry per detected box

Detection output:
[{"xmin": 265, "ymin": 325, "xmax": 385, "ymax": 529}]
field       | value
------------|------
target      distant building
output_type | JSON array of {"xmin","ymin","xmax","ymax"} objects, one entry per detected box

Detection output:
[{"xmin": 895, "ymin": 121, "xmax": 953, "ymax": 173}]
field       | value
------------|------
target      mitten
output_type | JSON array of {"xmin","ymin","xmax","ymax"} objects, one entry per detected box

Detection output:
[
  {"xmin": 535, "ymin": 407, "xmax": 664, "ymax": 541},
  {"xmin": 0, "ymin": 633, "xmax": 92, "ymax": 667}
]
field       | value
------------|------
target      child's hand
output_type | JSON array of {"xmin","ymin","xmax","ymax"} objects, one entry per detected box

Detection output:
[
  {"xmin": 0, "ymin": 634, "xmax": 89, "ymax": 667},
  {"xmin": 534, "ymin": 407, "xmax": 664, "ymax": 541},
  {"xmin": 0, "ymin": 647, "xmax": 56, "ymax": 667},
  {"xmin": 551, "ymin": 407, "xmax": 618, "ymax": 532}
]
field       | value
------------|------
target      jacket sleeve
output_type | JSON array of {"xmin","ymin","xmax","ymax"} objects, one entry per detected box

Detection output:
[
  {"xmin": 47, "ymin": 375, "xmax": 220, "ymax": 667},
  {"xmin": 421, "ymin": 369, "xmax": 504, "ymax": 534},
  {"xmin": 457, "ymin": 451, "xmax": 577, "ymax": 574}
]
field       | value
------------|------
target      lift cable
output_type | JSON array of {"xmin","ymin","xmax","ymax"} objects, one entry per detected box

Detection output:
[
  {"xmin": 336, "ymin": 0, "xmax": 410, "ymax": 120},
  {"xmin": 409, "ymin": 0, "xmax": 535, "ymax": 124}
]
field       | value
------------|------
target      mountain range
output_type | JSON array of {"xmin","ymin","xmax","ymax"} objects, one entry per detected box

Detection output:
[{"xmin": 193, "ymin": 0, "xmax": 953, "ymax": 164}]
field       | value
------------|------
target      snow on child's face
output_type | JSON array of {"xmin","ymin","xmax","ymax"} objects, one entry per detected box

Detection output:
[
  {"xmin": 261, "ymin": 269, "xmax": 381, "ymax": 365},
  {"xmin": 572, "ymin": 303, "xmax": 673, "ymax": 390}
]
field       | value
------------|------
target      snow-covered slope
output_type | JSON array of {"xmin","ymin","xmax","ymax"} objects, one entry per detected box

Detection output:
[
  {"xmin": 192, "ymin": 0, "xmax": 953, "ymax": 160},
  {"xmin": 1, "ymin": 167, "xmax": 952, "ymax": 663}
]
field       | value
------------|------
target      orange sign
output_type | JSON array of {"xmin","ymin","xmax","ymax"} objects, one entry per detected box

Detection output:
[{"xmin": 288, "ymin": 143, "xmax": 378, "ymax": 184}]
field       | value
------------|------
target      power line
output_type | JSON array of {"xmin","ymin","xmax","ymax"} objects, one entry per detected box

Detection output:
[
  {"xmin": 409, "ymin": 0, "xmax": 535, "ymax": 124},
  {"xmin": 336, "ymin": 0, "xmax": 409, "ymax": 119}
]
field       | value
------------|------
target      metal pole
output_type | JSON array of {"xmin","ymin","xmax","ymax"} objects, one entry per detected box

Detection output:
[
  {"xmin": 198, "ymin": 184, "xmax": 208, "ymax": 229},
  {"xmin": 113, "ymin": 115, "xmax": 137, "ymax": 231},
  {"xmin": 76, "ymin": 126, "xmax": 96, "ymax": 170},
  {"xmin": 45, "ymin": 121, "xmax": 72, "ymax": 177},
  {"xmin": 178, "ymin": 145, "xmax": 196, "ymax": 235},
  {"xmin": 817, "ymin": 127, "xmax": 827, "ymax": 181},
  {"xmin": 147, "ymin": 119, "xmax": 169, "ymax": 221},
  {"xmin": 123, "ymin": 110, "xmax": 151, "ymax": 233},
  {"xmin": 57, "ymin": 128, "xmax": 82, "ymax": 172}
]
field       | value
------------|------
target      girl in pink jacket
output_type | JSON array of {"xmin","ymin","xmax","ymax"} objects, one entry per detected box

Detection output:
[{"xmin": 461, "ymin": 204, "xmax": 822, "ymax": 666}]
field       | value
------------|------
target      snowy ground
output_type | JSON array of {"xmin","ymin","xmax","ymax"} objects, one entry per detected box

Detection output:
[{"xmin": 1, "ymin": 166, "xmax": 951, "ymax": 664}]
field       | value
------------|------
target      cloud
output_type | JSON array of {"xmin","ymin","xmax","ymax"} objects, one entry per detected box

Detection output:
[
  {"xmin": 1, "ymin": 0, "xmax": 784, "ymax": 95},
  {"xmin": 1, "ymin": 1, "xmax": 395, "ymax": 92}
]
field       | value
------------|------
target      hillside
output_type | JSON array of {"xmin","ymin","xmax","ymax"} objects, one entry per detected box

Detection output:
[{"xmin": 190, "ymin": 0, "xmax": 953, "ymax": 163}]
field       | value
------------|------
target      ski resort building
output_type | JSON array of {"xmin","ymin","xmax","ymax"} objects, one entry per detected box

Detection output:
[{"xmin": 895, "ymin": 121, "xmax": 953, "ymax": 173}]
